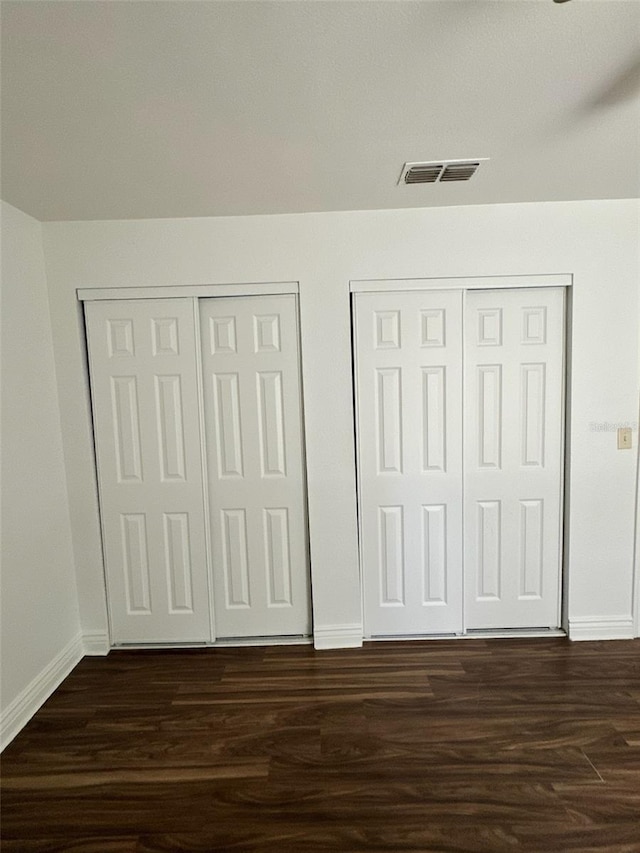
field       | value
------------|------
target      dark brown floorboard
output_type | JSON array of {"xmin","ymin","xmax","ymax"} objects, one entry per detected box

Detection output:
[{"xmin": 1, "ymin": 638, "xmax": 640, "ymax": 852}]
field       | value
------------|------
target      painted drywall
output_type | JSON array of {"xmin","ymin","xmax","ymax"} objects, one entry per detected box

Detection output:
[
  {"xmin": 635, "ymin": 390, "xmax": 640, "ymax": 638},
  {"xmin": 41, "ymin": 199, "xmax": 640, "ymax": 643},
  {"xmin": 1, "ymin": 202, "xmax": 82, "ymax": 736}
]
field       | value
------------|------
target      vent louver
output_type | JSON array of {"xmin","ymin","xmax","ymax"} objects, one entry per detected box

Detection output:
[
  {"xmin": 440, "ymin": 162, "xmax": 480, "ymax": 181},
  {"xmin": 399, "ymin": 159, "xmax": 487, "ymax": 186},
  {"xmin": 403, "ymin": 163, "xmax": 443, "ymax": 184}
]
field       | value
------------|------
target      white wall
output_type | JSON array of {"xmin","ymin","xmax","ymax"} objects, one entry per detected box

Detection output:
[
  {"xmin": 1, "ymin": 202, "xmax": 82, "ymax": 748},
  {"xmin": 42, "ymin": 199, "xmax": 640, "ymax": 645}
]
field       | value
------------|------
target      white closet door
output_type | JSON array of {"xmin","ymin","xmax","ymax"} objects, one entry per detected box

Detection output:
[
  {"xmin": 85, "ymin": 299, "xmax": 211, "ymax": 644},
  {"xmin": 200, "ymin": 295, "xmax": 311, "ymax": 638},
  {"xmin": 354, "ymin": 291, "xmax": 464, "ymax": 636},
  {"xmin": 464, "ymin": 288, "xmax": 565, "ymax": 629}
]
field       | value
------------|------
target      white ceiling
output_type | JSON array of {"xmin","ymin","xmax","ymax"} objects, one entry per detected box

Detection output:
[{"xmin": 2, "ymin": 1, "xmax": 639, "ymax": 222}]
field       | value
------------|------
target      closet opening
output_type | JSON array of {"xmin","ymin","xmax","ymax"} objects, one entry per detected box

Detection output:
[
  {"xmin": 351, "ymin": 276, "xmax": 570, "ymax": 640},
  {"xmin": 81, "ymin": 286, "xmax": 312, "ymax": 647}
]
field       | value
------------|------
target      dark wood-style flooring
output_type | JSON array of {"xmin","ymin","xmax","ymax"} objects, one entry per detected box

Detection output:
[{"xmin": 1, "ymin": 638, "xmax": 640, "ymax": 852}]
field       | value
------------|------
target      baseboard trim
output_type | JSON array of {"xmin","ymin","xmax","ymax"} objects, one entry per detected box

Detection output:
[
  {"xmin": 568, "ymin": 616, "xmax": 634, "ymax": 641},
  {"xmin": 0, "ymin": 633, "xmax": 84, "ymax": 751},
  {"xmin": 83, "ymin": 630, "xmax": 110, "ymax": 656},
  {"xmin": 313, "ymin": 623, "xmax": 363, "ymax": 650}
]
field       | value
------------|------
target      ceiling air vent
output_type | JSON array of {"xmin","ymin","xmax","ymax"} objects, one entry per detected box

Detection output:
[{"xmin": 398, "ymin": 158, "xmax": 488, "ymax": 186}]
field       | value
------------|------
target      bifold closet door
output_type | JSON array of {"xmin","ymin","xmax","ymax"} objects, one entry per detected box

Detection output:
[
  {"xmin": 464, "ymin": 288, "xmax": 564, "ymax": 629},
  {"xmin": 84, "ymin": 299, "xmax": 211, "ymax": 644},
  {"xmin": 354, "ymin": 291, "xmax": 464, "ymax": 636},
  {"xmin": 200, "ymin": 295, "xmax": 311, "ymax": 639}
]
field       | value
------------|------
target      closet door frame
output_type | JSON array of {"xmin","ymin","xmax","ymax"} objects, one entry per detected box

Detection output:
[
  {"xmin": 79, "ymin": 282, "xmax": 309, "ymax": 646},
  {"xmin": 351, "ymin": 273, "xmax": 572, "ymax": 639}
]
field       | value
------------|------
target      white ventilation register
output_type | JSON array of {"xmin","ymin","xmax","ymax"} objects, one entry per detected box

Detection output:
[{"xmin": 398, "ymin": 159, "xmax": 488, "ymax": 185}]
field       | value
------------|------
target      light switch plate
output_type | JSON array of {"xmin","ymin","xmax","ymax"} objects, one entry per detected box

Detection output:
[{"xmin": 617, "ymin": 427, "xmax": 632, "ymax": 449}]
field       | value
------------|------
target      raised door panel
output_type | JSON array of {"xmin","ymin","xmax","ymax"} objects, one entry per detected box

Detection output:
[
  {"xmin": 464, "ymin": 287, "xmax": 564, "ymax": 629},
  {"xmin": 85, "ymin": 299, "xmax": 210, "ymax": 644},
  {"xmin": 355, "ymin": 290, "xmax": 464, "ymax": 637},
  {"xmin": 200, "ymin": 295, "xmax": 311, "ymax": 639}
]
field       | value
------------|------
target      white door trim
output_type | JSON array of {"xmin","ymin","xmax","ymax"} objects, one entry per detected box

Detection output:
[
  {"xmin": 350, "ymin": 274, "xmax": 572, "ymax": 293},
  {"xmin": 78, "ymin": 282, "xmax": 299, "ymax": 302}
]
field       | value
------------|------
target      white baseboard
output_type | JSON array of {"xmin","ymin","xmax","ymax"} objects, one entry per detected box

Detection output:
[
  {"xmin": 568, "ymin": 616, "xmax": 634, "ymax": 641},
  {"xmin": 313, "ymin": 622, "xmax": 363, "ymax": 650},
  {"xmin": 83, "ymin": 630, "xmax": 110, "ymax": 655},
  {"xmin": 0, "ymin": 633, "xmax": 84, "ymax": 751}
]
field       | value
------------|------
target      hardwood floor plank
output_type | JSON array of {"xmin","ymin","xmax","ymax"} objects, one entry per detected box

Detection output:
[
  {"xmin": 1, "ymin": 761, "xmax": 269, "ymax": 789},
  {"xmin": 131, "ymin": 821, "xmax": 640, "ymax": 853},
  {"xmin": 1, "ymin": 840, "xmax": 139, "ymax": 852},
  {"xmin": 2, "ymin": 638, "xmax": 639, "ymax": 852},
  {"xmin": 552, "ymin": 781, "xmax": 640, "ymax": 819}
]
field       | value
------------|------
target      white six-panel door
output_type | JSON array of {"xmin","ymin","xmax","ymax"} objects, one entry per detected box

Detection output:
[
  {"xmin": 199, "ymin": 295, "xmax": 311, "ymax": 639},
  {"xmin": 355, "ymin": 287, "xmax": 565, "ymax": 636},
  {"xmin": 354, "ymin": 291, "xmax": 464, "ymax": 636},
  {"xmin": 85, "ymin": 299, "xmax": 211, "ymax": 643},
  {"xmin": 464, "ymin": 288, "xmax": 564, "ymax": 629}
]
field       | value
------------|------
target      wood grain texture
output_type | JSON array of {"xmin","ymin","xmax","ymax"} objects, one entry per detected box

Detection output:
[{"xmin": 1, "ymin": 638, "xmax": 639, "ymax": 852}]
